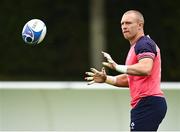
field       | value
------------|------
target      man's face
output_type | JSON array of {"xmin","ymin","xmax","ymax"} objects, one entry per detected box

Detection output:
[{"xmin": 121, "ymin": 13, "xmax": 141, "ymax": 40}]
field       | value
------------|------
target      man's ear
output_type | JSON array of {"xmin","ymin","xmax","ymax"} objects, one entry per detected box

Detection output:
[{"xmin": 138, "ymin": 22, "xmax": 143, "ymax": 30}]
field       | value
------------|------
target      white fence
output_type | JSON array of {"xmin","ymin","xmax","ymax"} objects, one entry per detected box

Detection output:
[
  {"xmin": 0, "ymin": 81, "xmax": 180, "ymax": 131},
  {"xmin": 0, "ymin": 81, "xmax": 180, "ymax": 89}
]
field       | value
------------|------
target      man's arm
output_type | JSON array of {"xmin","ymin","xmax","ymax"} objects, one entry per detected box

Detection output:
[
  {"xmin": 127, "ymin": 58, "xmax": 153, "ymax": 76},
  {"xmin": 106, "ymin": 74, "xmax": 129, "ymax": 87},
  {"xmin": 102, "ymin": 51, "xmax": 154, "ymax": 76},
  {"xmin": 85, "ymin": 67, "xmax": 128, "ymax": 87}
]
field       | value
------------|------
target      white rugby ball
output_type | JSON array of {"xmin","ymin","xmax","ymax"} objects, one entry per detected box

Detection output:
[{"xmin": 22, "ymin": 19, "xmax": 47, "ymax": 44}]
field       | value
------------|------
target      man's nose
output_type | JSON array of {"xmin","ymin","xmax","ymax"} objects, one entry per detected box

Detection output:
[{"xmin": 122, "ymin": 25, "xmax": 127, "ymax": 30}]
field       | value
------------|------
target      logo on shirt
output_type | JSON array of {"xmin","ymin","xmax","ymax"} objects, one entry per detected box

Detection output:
[{"xmin": 131, "ymin": 122, "xmax": 135, "ymax": 130}]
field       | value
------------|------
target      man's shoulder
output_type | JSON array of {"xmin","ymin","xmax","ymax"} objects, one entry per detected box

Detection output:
[
  {"xmin": 137, "ymin": 35, "xmax": 156, "ymax": 45},
  {"xmin": 135, "ymin": 35, "xmax": 157, "ymax": 55}
]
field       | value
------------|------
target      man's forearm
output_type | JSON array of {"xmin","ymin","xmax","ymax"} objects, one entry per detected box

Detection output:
[{"xmin": 105, "ymin": 74, "xmax": 129, "ymax": 87}]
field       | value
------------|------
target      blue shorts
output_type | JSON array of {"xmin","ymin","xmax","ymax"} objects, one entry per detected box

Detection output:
[{"xmin": 130, "ymin": 96, "xmax": 167, "ymax": 131}]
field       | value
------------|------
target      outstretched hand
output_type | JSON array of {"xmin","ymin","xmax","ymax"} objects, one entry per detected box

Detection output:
[
  {"xmin": 102, "ymin": 51, "xmax": 117, "ymax": 70},
  {"xmin": 85, "ymin": 67, "xmax": 107, "ymax": 85}
]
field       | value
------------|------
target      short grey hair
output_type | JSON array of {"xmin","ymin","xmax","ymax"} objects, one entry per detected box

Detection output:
[{"xmin": 124, "ymin": 10, "xmax": 144, "ymax": 24}]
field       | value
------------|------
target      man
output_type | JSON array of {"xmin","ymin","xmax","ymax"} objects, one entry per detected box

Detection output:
[{"xmin": 85, "ymin": 10, "xmax": 167, "ymax": 131}]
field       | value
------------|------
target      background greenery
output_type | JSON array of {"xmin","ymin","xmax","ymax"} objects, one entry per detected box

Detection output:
[{"xmin": 0, "ymin": 0, "xmax": 179, "ymax": 81}]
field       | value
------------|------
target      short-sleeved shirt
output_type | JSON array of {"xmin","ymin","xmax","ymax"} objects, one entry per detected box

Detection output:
[{"xmin": 125, "ymin": 36, "xmax": 164, "ymax": 108}]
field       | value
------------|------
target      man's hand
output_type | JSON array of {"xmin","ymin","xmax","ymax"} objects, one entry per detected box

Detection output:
[
  {"xmin": 102, "ymin": 51, "xmax": 117, "ymax": 70},
  {"xmin": 85, "ymin": 67, "xmax": 107, "ymax": 85}
]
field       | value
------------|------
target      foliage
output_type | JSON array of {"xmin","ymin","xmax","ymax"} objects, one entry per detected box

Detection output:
[{"xmin": 0, "ymin": 0, "xmax": 179, "ymax": 81}]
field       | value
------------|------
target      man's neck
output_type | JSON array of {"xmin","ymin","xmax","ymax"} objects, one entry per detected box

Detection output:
[{"xmin": 129, "ymin": 33, "xmax": 144, "ymax": 45}]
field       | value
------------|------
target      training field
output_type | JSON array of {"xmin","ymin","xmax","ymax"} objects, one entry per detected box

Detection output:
[{"xmin": 0, "ymin": 81, "xmax": 179, "ymax": 131}]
